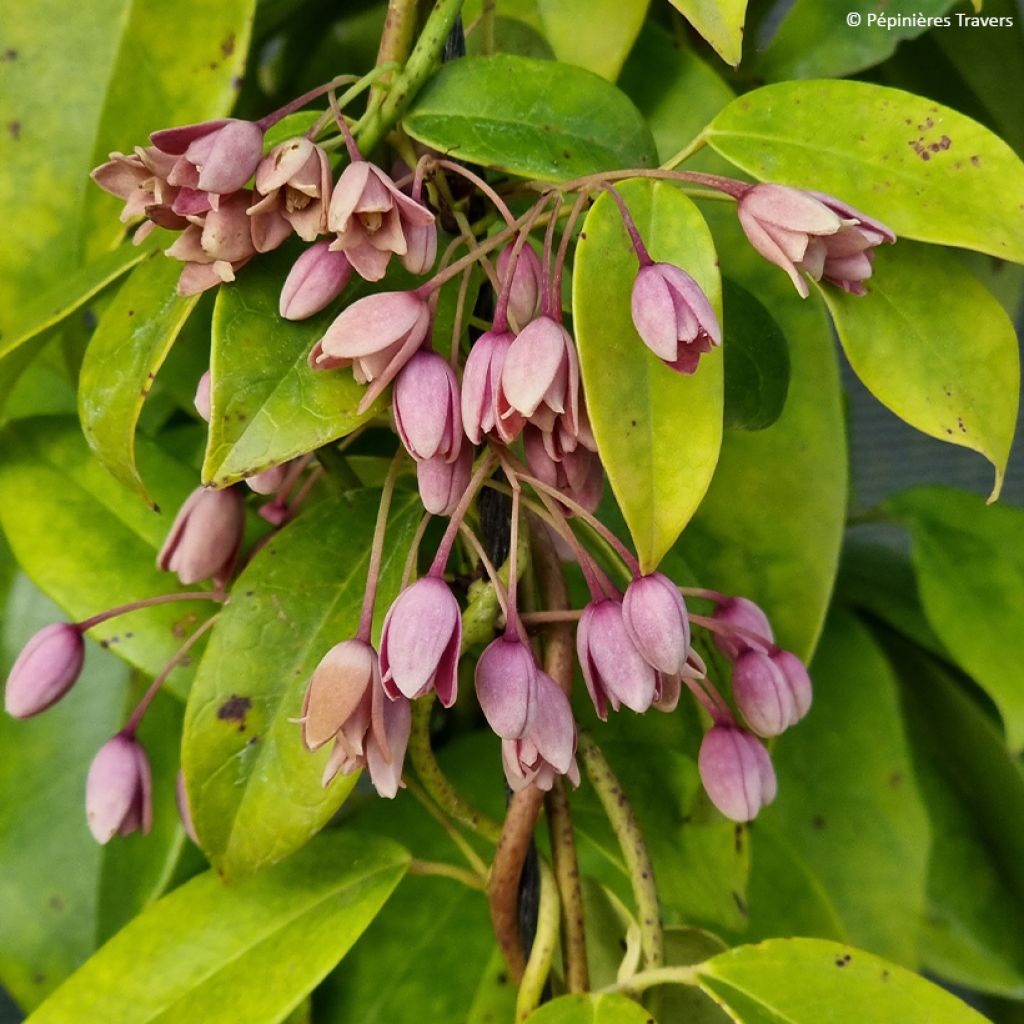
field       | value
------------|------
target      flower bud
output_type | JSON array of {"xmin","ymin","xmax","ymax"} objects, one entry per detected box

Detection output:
[
  {"xmin": 502, "ymin": 670, "xmax": 579, "ymax": 792},
  {"xmin": 401, "ymin": 221, "xmax": 438, "ymax": 276},
  {"xmin": 157, "ymin": 486, "xmax": 245, "ymax": 585},
  {"xmin": 461, "ymin": 330, "xmax": 523, "ymax": 445},
  {"xmin": 698, "ymin": 725, "xmax": 776, "ymax": 823},
  {"xmin": 631, "ymin": 263, "xmax": 721, "ymax": 375},
  {"xmin": 621, "ymin": 573, "xmax": 690, "ymax": 676},
  {"xmin": 301, "ymin": 639, "xmax": 379, "ymax": 751},
  {"xmin": 245, "ymin": 463, "xmax": 288, "ymax": 496},
  {"xmin": 577, "ymin": 599, "xmax": 657, "ymax": 719},
  {"xmin": 417, "ymin": 445, "xmax": 472, "ymax": 516},
  {"xmin": 712, "ymin": 596, "xmax": 774, "ymax": 661},
  {"xmin": 86, "ymin": 733, "xmax": 153, "ymax": 843},
  {"xmin": 500, "ymin": 316, "xmax": 579, "ymax": 436},
  {"xmin": 194, "ymin": 370, "xmax": 212, "ymax": 422},
  {"xmin": 732, "ymin": 650, "xmax": 796, "ymax": 738},
  {"xmin": 497, "ymin": 243, "xmax": 544, "ymax": 330},
  {"xmin": 770, "ymin": 649, "xmax": 813, "ymax": 721},
  {"xmin": 380, "ymin": 576, "xmax": 462, "ymax": 706},
  {"xmin": 279, "ymin": 240, "xmax": 353, "ymax": 321},
  {"xmin": 394, "ymin": 351, "xmax": 462, "ymax": 462},
  {"xmin": 475, "ymin": 635, "xmax": 538, "ymax": 739},
  {"xmin": 4, "ymin": 623, "xmax": 85, "ymax": 719}
]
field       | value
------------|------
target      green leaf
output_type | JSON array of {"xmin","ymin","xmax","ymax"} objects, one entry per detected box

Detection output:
[
  {"xmin": 524, "ymin": 993, "xmax": 656, "ymax": 1023},
  {"xmin": 536, "ymin": 0, "xmax": 648, "ymax": 80},
  {"xmin": 203, "ymin": 250, "xmax": 378, "ymax": 487},
  {"xmin": 26, "ymin": 830, "xmax": 408, "ymax": 1024},
  {"xmin": 0, "ymin": 236, "xmax": 162, "ymax": 365},
  {"xmin": 79, "ymin": 252, "xmax": 199, "ymax": 505},
  {"xmin": 467, "ymin": 948, "xmax": 520, "ymax": 1024},
  {"xmin": 1, "ymin": 0, "xmax": 254, "ymax": 333},
  {"xmin": 706, "ymin": 80, "xmax": 1024, "ymax": 264},
  {"xmin": 666, "ymin": 0, "xmax": 748, "ymax": 66},
  {"xmin": 403, "ymin": 55, "xmax": 657, "ymax": 180},
  {"xmin": 679, "ymin": 207, "xmax": 847, "ymax": 661},
  {"xmin": 574, "ymin": 179, "xmax": 723, "ymax": 572},
  {"xmin": 96, "ymin": 690, "xmax": 193, "ymax": 944},
  {"xmin": 886, "ymin": 639, "xmax": 1024, "ymax": 996},
  {"xmin": 619, "ymin": 24, "xmax": 733, "ymax": 166},
  {"xmin": 0, "ymin": 417, "xmax": 214, "ymax": 697},
  {"xmin": 0, "ymin": 577, "xmax": 130, "ymax": 1010},
  {"xmin": 696, "ymin": 938, "xmax": 988, "ymax": 1023},
  {"xmin": 884, "ymin": 486, "xmax": 1024, "ymax": 752},
  {"xmin": 660, "ymin": 927, "xmax": 731, "ymax": 1023},
  {"xmin": 182, "ymin": 489, "xmax": 420, "ymax": 877},
  {"xmin": 758, "ymin": 611, "xmax": 930, "ymax": 964},
  {"xmin": 721, "ymin": 280, "xmax": 789, "ymax": 431},
  {"xmin": 822, "ymin": 243, "xmax": 1018, "ymax": 499},
  {"xmin": 756, "ymin": 0, "xmax": 956, "ymax": 80}
]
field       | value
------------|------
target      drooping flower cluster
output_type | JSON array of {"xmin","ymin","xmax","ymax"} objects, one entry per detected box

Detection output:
[{"xmin": 2, "ymin": 77, "xmax": 898, "ymax": 847}]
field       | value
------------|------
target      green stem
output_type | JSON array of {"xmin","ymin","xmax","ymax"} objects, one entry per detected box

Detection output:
[
  {"xmin": 662, "ymin": 129, "xmax": 710, "ymax": 169},
  {"xmin": 408, "ymin": 858, "xmax": 487, "ymax": 891},
  {"xmin": 601, "ymin": 965, "xmax": 700, "ymax": 995},
  {"xmin": 406, "ymin": 777, "xmax": 489, "ymax": 877},
  {"xmin": 546, "ymin": 779, "xmax": 589, "ymax": 993},
  {"xmin": 408, "ymin": 697, "xmax": 504, "ymax": 842},
  {"xmin": 577, "ymin": 731, "xmax": 663, "ymax": 971},
  {"xmin": 481, "ymin": 0, "xmax": 497, "ymax": 55},
  {"xmin": 358, "ymin": 0, "xmax": 466, "ymax": 155},
  {"xmin": 514, "ymin": 859, "xmax": 560, "ymax": 1021},
  {"xmin": 368, "ymin": 0, "xmax": 420, "ymax": 111}
]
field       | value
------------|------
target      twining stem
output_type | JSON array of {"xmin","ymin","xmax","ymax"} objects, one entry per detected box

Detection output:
[
  {"xmin": 514, "ymin": 859, "xmax": 560, "ymax": 1021},
  {"xmin": 357, "ymin": 0, "xmax": 466, "ymax": 154},
  {"xmin": 662, "ymin": 130, "xmax": 710, "ymax": 169},
  {"xmin": 408, "ymin": 858, "xmax": 487, "ymax": 891},
  {"xmin": 433, "ymin": 158, "xmax": 515, "ymax": 225},
  {"xmin": 481, "ymin": 0, "xmax": 497, "ymax": 54},
  {"xmin": 489, "ymin": 786, "xmax": 546, "ymax": 981},
  {"xmin": 368, "ymin": 0, "xmax": 419, "ymax": 111},
  {"xmin": 525, "ymin": 166, "xmax": 747, "ymax": 200},
  {"xmin": 577, "ymin": 731, "xmax": 663, "ymax": 972},
  {"xmin": 406, "ymin": 776, "xmax": 489, "ymax": 877},
  {"xmin": 408, "ymin": 697, "xmax": 504, "ymax": 842},
  {"xmin": 546, "ymin": 780, "xmax": 589, "ymax": 993},
  {"xmin": 520, "ymin": 609, "xmax": 583, "ymax": 625}
]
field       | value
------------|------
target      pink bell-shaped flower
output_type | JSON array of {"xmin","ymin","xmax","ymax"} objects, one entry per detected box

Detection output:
[
  {"xmin": 462, "ymin": 330, "xmax": 523, "ymax": 445},
  {"xmin": 577, "ymin": 598, "xmax": 657, "ymax": 719},
  {"xmin": 698, "ymin": 725, "xmax": 776, "ymax": 822},
  {"xmin": 496, "ymin": 243, "xmax": 544, "ymax": 330},
  {"xmin": 712, "ymin": 596, "xmax": 774, "ymax": 661},
  {"xmin": 157, "ymin": 485, "xmax": 245, "ymax": 586},
  {"xmin": 393, "ymin": 351, "xmax": 462, "ymax": 463},
  {"xmin": 621, "ymin": 573, "xmax": 691, "ymax": 676},
  {"xmin": 380, "ymin": 576, "xmax": 462, "ymax": 706},
  {"xmin": 475, "ymin": 634, "xmax": 538, "ymax": 740},
  {"xmin": 417, "ymin": 444, "xmax": 473, "ymax": 516},
  {"xmin": 631, "ymin": 263, "xmax": 721, "ymax": 375},
  {"xmin": 86, "ymin": 733, "xmax": 153, "ymax": 843},
  {"xmin": 501, "ymin": 670, "xmax": 579, "ymax": 793},
  {"xmin": 731, "ymin": 649, "xmax": 797, "ymax": 738},
  {"xmin": 280, "ymin": 240, "xmax": 353, "ymax": 321}
]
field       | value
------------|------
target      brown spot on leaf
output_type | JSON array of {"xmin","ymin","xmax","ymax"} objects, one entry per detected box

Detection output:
[
  {"xmin": 971, "ymin": 155, "xmax": 981, "ymax": 167},
  {"xmin": 217, "ymin": 694, "xmax": 251, "ymax": 730},
  {"xmin": 220, "ymin": 33, "xmax": 235, "ymax": 56},
  {"xmin": 8, "ymin": 120, "xmax": 21, "ymax": 141}
]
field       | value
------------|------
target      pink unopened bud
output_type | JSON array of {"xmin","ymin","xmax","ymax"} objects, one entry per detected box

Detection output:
[
  {"xmin": 394, "ymin": 351, "xmax": 462, "ymax": 462},
  {"xmin": 621, "ymin": 573, "xmax": 690, "ymax": 676},
  {"xmin": 497, "ymin": 244, "xmax": 544, "ymax": 330},
  {"xmin": 577, "ymin": 599, "xmax": 657, "ymax": 719},
  {"xmin": 631, "ymin": 263, "xmax": 721, "ymax": 375},
  {"xmin": 194, "ymin": 370, "xmax": 212, "ymax": 422},
  {"xmin": 328, "ymin": 161, "xmax": 435, "ymax": 281},
  {"xmin": 380, "ymin": 576, "xmax": 462, "ymax": 706},
  {"xmin": 475, "ymin": 635, "xmax": 538, "ymax": 739},
  {"xmin": 417, "ymin": 445, "xmax": 472, "ymax": 516},
  {"xmin": 770, "ymin": 649, "xmax": 813, "ymax": 721},
  {"xmin": 698, "ymin": 725, "xmax": 776, "ymax": 822},
  {"xmin": 4, "ymin": 623, "xmax": 85, "ymax": 719},
  {"xmin": 732, "ymin": 650, "xmax": 796, "ymax": 738},
  {"xmin": 86, "ymin": 733, "xmax": 153, "ymax": 843},
  {"xmin": 737, "ymin": 184, "xmax": 895, "ymax": 298},
  {"xmin": 712, "ymin": 596, "xmax": 774, "ymax": 661},
  {"xmin": 501, "ymin": 670, "xmax": 579, "ymax": 792},
  {"xmin": 401, "ymin": 220, "xmax": 438, "ymax": 276},
  {"xmin": 301, "ymin": 639, "xmax": 379, "ymax": 751},
  {"xmin": 500, "ymin": 316, "xmax": 580, "ymax": 435},
  {"xmin": 310, "ymin": 291, "xmax": 432, "ymax": 411},
  {"xmin": 280, "ymin": 240, "xmax": 353, "ymax": 321},
  {"xmin": 461, "ymin": 330, "xmax": 523, "ymax": 445},
  {"xmin": 157, "ymin": 486, "xmax": 245, "ymax": 585}
]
